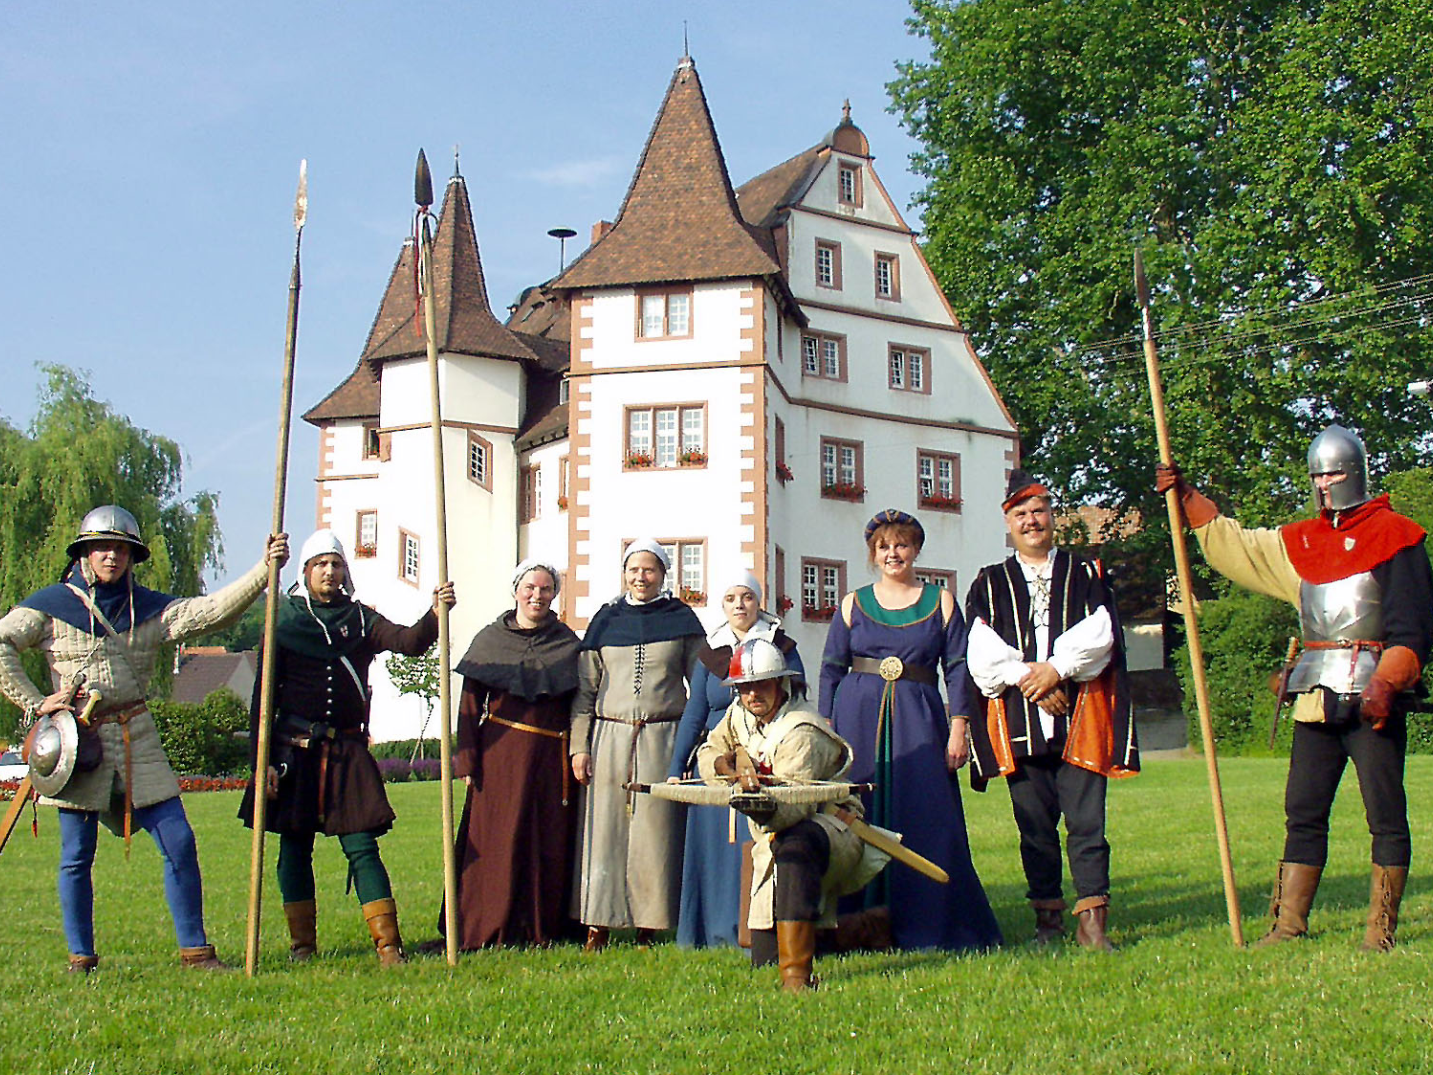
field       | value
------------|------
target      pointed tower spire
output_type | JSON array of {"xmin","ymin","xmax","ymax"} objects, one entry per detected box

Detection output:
[{"xmin": 555, "ymin": 56, "xmax": 779, "ymax": 290}]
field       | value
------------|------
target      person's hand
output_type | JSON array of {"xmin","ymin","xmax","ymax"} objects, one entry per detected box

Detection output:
[
  {"xmin": 571, "ymin": 752, "xmax": 593, "ymax": 785},
  {"xmin": 945, "ymin": 718, "xmax": 970, "ymax": 771},
  {"xmin": 265, "ymin": 765, "xmax": 281, "ymax": 799},
  {"xmin": 36, "ymin": 689, "xmax": 77, "ymax": 717},
  {"xmin": 1036, "ymin": 689, "xmax": 1070, "ymax": 717},
  {"xmin": 433, "ymin": 582, "xmax": 457, "ymax": 612},
  {"xmin": 462, "ymin": 775, "xmax": 473, "ymax": 788},
  {"xmin": 1018, "ymin": 662, "xmax": 1062, "ymax": 702},
  {"xmin": 712, "ymin": 752, "xmax": 738, "ymax": 783},
  {"xmin": 1154, "ymin": 463, "xmax": 1219, "ymax": 527},
  {"xmin": 266, "ymin": 533, "xmax": 290, "ymax": 567},
  {"xmin": 1154, "ymin": 462, "xmax": 1183, "ymax": 496},
  {"xmin": 1360, "ymin": 676, "xmax": 1395, "ymax": 732}
]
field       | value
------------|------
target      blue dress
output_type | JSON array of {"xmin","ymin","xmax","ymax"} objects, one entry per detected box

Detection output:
[
  {"xmin": 667, "ymin": 634, "xmax": 804, "ymax": 948},
  {"xmin": 820, "ymin": 584, "xmax": 1001, "ymax": 951}
]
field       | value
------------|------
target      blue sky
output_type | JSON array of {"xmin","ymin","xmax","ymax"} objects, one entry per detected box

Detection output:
[{"xmin": 1, "ymin": 1, "xmax": 936, "ymax": 586}]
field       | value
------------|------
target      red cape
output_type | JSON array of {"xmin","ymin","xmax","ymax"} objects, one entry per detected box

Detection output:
[{"xmin": 1281, "ymin": 495, "xmax": 1426, "ymax": 584}]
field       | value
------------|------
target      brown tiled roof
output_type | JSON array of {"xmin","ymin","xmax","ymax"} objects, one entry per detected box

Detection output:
[
  {"xmin": 362, "ymin": 175, "xmax": 536, "ymax": 365},
  {"xmin": 507, "ymin": 284, "xmax": 571, "ymax": 344},
  {"xmin": 554, "ymin": 57, "xmax": 781, "ymax": 290},
  {"xmin": 303, "ymin": 359, "xmax": 380, "ymax": 424},
  {"xmin": 171, "ymin": 651, "xmax": 256, "ymax": 706},
  {"xmin": 516, "ymin": 370, "xmax": 568, "ymax": 448},
  {"xmin": 735, "ymin": 145, "xmax": 824, "ymax": 229}
]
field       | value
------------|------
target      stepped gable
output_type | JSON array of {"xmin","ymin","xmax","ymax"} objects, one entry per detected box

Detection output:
[
  {"xmin": 554, "ymin": 56, "xmax": 781, "ymax": 290},
  {"xmin": 361, "ymin": 174, "xmax": 536, "ymax": 365},
  {"xmin": 304, "ymin": 358, "xmax": 379, "ymax": 423}
]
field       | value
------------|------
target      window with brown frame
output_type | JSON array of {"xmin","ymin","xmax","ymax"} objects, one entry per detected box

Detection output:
[
  {"xmin": 801, "ymin": 558, "xmax": 846, "ymax": 622},
  {"xmin": 814, "ymin": 240, "xmax": 842, "ymax": 289},
  {"xmin": 467, "ymin": 431, "xmax": 493, "ymax": 490},
  {"xmin": 820, "ymin": 438, "xmax": 864, "ymax": 502},
  {"xmin": 875, "ymin": 253, "xmax": 900, "ymax": 301},
  {"xmin": 889, "ymin": 345, "xmax": 930, "ymax": 393},
  {"xmin": 361, "ymin": 422, "xmax": 381, "ymax": 461},
  {"xmin": 354, "ymin": 509, "xmax": 377, "ymax": 558},
  {"xmin": 636, "ymin": 288, "xmax": 693, "ymax": 340},
  {"xmin": 800, "ymin": 332, "xmax": 847, "ymax": 381},
  {"xmin": 623, "ymin": 537, "xmax": 708, "ymax": 605},
  {"xmin": 625, "ymin": 404, "xmax": 706, "ymax": 469},
  {"xmin": 917, "ymin": 450, "xmax": 962, "ymax": 512},
  {"xmin": 915, "ymin": 568, "xmax": 956, "ymax": 591},
  {"xmin": 774, "ymin": 416, "xmax": 790, "ymax": 483},
  {"xmin": 774, "ymin": 545, "xmax": 790, "ymax": 615},
  {"xmin": 520, "ymin": 464, "xmax": 541, "ymax": 523},
  {"xmin": 837, "ymin": 162, "xmax": 863, "ymax": 208},
  {"xmin": 398, "ymin": 528, "xmax": 420, "ymax": 586}
]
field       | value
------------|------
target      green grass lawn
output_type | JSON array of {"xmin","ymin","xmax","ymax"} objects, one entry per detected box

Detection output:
[{"xmin": 6, "ymin": 758, "xmax": 1433, "ymax": 1074}]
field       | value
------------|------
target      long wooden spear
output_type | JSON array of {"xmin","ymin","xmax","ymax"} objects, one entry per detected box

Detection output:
[
  {"xmin": 1135, "ymin": 249, "xmax": 1244, "ymax": 948},
  {"xmin": 245, "ymin": 160, "xmax": 307, "ymax": 976},
  {"xmin": 414, "ymin": 149, "xmax": 460, "ymax": 965}
]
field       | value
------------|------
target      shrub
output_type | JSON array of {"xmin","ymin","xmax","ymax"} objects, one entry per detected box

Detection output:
[
  {"xmin": 375, "ymin": 757, "xmax": 442, "ymax": 783},
  {"xmin": 149, "ymin": 688, "xmax": 249, "ymax": 776}
]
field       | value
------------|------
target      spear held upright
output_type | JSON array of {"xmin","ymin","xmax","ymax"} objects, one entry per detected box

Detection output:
[
  {"xmin": 414, "ymin": 148, "xmax": 461, "ymax": 965},
  {"xmin": 1135, "ymin": 249, "xmax": 1244, "ymax": 947},
  {"xmin": 245, "ymin": 160, "xmax": 307, "ymax": 976}
]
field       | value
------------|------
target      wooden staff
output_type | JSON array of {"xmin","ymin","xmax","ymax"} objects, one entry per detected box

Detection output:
[
  {"xmin": 245, "ymin": 160, "xmax": 307, "ymax": 976},
  {"xmin": 414, "ymin": 149, "xmax": 460, "ymax": 965},
  {"xmin": 1135, "ymin": 249, "xmax": 1244, "ymax": 947}
]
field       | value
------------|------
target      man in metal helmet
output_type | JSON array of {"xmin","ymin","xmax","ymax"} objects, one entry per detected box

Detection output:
[
  {"xmin": 1158, "ymin": 424, "xmax": 1433, "ymax": 951},
  {"xmin": 0, "ymin": 504, "xmax": 288, "ymax": 972},
  {"xmin": 695, "ymin": 639, "xmax": 879, "ymax": 991},
  {"xmin": 238, "ymin": 529, "xmax": 455, "ymax": 966}
]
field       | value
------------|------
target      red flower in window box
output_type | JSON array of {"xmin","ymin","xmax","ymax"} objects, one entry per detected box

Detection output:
[
  {"xmin": 777, "ymin": 595, "xmax": 795, "ymax": 614},
  {"xmin": 775, "ymin": 462, "xmax": 794, "ymax": 483},
  {"xmin": 678, "ymin": 450, "xmax": 707, "ymax": 466},
  {"xmin": 354, "ymin": 542, "xmax": 378, "ymax": 558},
  {"xmin": 625, "ymin": 453, "xmax": 654, "ymax": 469},
  {"xmin": 557, "ymin": 495, "xmax": 568, "ymax": 510},
  {"xmin": 803, "ymin": 604, "xmax": 837, "ymax": 622},
  {"xmin": 679, "ymin": 588, "xmax": 707, "ymax": 605},
  {"xmin": 821, "ymin": 482, "xmax": 866, "ymax": 501},
  {"xmin": 919, "ymin": 494, "xmax": 962, "ymax": 511}
]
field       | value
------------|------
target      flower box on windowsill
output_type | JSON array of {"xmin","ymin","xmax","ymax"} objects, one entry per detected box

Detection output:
[
  {"xmin": 821, "ymin": 482, "xmax": 866, "ymax": 502},
  {"xmin": 625, "ymin": 453, "xmax": 654, "ymax": 469},
  {"xmin": 679, "ymin": 588, "xmax": 707, "ymax": 606},
  {"xmin": 556, "ymin": 495, "xmax": 568, "ymax": 511},
  {"xmin": 678, "ymin": 451, "xmax": 707, "ymax": 467},
  {"xmin": 777, "ymin": 596, "xmax": 795, "ymax": 614},
  {"xmin": 775, "ymin": 462, "xmax": 794, "ymax": 483},
  {"xmin": 354, "ymin": 544, "xmax": 377, "ymax": 559},
  {"xmin": 919, "ymin": 494, "xmax": 963, "ymax": 512},
  {"xmin": 803, "ymin": 604, "xmax": 837, "ymax": 622}
]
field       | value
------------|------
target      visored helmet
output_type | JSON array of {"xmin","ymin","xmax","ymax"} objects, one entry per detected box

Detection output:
[
  {"xmin": 1307, "ymin": 424, "xmax": 1369, "ymax": 512},
  {"xmin": 66, "ymin": 505, "xmax": 150, "ymax": 563},
  {"xmin": 723, "ymin": 638, "xmax": 798, "ymax": 687}
]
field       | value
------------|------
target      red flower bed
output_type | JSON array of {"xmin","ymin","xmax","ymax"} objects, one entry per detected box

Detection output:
[{"xmin": 179, "ymin": 776, "xmax": 250, "ymax": 793}]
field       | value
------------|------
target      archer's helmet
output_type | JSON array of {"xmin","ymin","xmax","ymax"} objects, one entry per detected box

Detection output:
[
  {"xmin": 723, "ymin": 638, "xmax": 799, "ymax": 687},
  {"xmin": 66, "ymin": 505, "xmax": 150, "ymax": 564},
  {"xmin": 1307, "ymin": 424, "xmax": 1369, "ymax": 512}
]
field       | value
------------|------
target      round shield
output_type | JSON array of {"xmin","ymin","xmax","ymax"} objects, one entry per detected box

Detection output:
[{"xmin": 26, "ymin": 712, "xmax": 79, "ymax": 796}]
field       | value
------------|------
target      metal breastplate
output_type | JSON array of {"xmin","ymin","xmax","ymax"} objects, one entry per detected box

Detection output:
[{"xmin": 1287, "ymin": 571, "xmax": 1384, "ymax": 695}]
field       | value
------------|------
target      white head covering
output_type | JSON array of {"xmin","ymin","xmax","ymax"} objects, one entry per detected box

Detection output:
[
  {"xmin": 299, "ymin": 529, "xmax": 347, "ymax": 568},
  {"xmin": 715, "ymin": 569, "xmax": 762, "ymax": 606},
  {"xmin": 512, "ymin": 557, "xmax": 562, "ymax": 595},
  {"xmin": 622, "ymin": 538, "xmax": 670, "ymax": 573}
]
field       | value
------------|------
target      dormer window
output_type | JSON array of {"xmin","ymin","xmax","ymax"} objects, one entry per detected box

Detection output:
[
  {"xmin": 637, "ymin": 288, "xmax": 692, "ymax": 340},
  {"xmin": 838, "ymin": 163, "xmax": 863, "ymax": 208}
]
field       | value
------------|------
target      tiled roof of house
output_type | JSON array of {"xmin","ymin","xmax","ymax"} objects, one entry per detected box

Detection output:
[
  {"xmin": 554, "ymin": 57, "xmax": 781, "ymax": 290},
  {"xmin": 361, "ymin": 174, "xmax": 537, "ymax": 365},
  {"xmin": 507, "ymin": 283, "xmax": 570, "ymax": 344},
  {"xmin": 171, "ymin": 651, "xmax": 256, "ymax": 706},
  {"xmin": 734, "ymin": 144, "xmax": 825, "ymax": 230},
  {"xmin": 303, "ymin": 358, "xmax": 380, "ymax": 423},
  {"xmin": 516, "ymin": 370, "xmax": 568, "ymax": 449}
]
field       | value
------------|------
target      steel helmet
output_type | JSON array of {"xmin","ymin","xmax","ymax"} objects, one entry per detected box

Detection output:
[
  {"xmin": 66, "ymin": 504, "xmax": 150, "ymax": 564},
  {"xmin": 723, "ymin": 638, "xmax": 798, "ymax": 686},
  {"xmin": 1307, "ymin": 424, "xmax": 1369, "ymax": 512}
]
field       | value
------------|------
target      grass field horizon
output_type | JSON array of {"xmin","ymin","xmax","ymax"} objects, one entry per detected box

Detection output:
[{"xmin": 7, "ymin": 757, "xmax": 1432, "ymax": 1074}]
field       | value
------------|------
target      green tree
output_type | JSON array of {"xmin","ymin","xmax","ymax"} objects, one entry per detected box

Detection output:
[
  {"xmin": 0, "ymin": 365, "xmax": 223, "ymax": 735},
  {"xmin": 385, "ymin": 651, "xmax": 440, "ymax": 760},
  {"xmin": 891, "ymin": 0, "xmax": 1433, "ymax": 532}
]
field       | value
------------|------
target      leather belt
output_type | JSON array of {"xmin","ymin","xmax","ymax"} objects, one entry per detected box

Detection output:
[
  {"xmin": 851, "ymin": 656, "xmax": 938, "ymax": 686},
  {"xmin": 486, "ymin": 715, "xmax": 572, "ymax": 806},
  {"xmin": 89, "ymin": 701, "xmax": 148, "ymax": 726},
  {"xmin": 86, "ymin": 700, "xmax": 148, "ymax": 850}
]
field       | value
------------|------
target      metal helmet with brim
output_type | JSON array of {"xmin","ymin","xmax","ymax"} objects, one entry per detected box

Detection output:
[{"xmin": 66, "ymin": 505, "xmax": 151, "ymax": 564}]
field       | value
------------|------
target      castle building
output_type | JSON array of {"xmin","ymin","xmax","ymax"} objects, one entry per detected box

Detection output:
[{"xmin": 304, "ymin": 56, "xmax": 1018, "ymax": 740}]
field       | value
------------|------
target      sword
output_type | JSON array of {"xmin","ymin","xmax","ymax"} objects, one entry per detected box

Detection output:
[
  {"xmin": 1268, "ymin": 635, "xmax": 1301, "ymax": 749},
  {"xmin": 830, "ymin": 806, "xmax": 950, "ymax": 884}
]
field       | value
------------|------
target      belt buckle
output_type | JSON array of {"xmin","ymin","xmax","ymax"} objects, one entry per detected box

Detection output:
[{"xmin": 878, "ymin": 656, "xmax": 904, "ymax": 682}]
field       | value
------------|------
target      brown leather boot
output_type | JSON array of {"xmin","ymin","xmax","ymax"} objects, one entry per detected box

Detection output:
[
  {"xmin": 1360, "ymin": 864, "xmax": 1409, "ymax": 953},
  {"xmin": 284, "ymin": 899, "xmax": 318, "ymax": 962},
  {"xmin": 1255, "ymin": 861, "xmax": 1322, "ymax": 947},
  {"xmin": 831, "ymin": 906, "xmax": 893, "ymax": 952},
  {"xmin": 583, "ymin": 926, "xmax": 609, "ymax": 953},
  {"xmin": 179, "ymin": 944, "xmax": 230, "ymax": 970},
  {"xmin": 634, "ymin": 928, "xmax": 657, "ymax": 949},
  {"xmin": 67, "ymin": 954, "xmax": 99, "ymax": 974},
  {"xmin": 1032, "ymin": 899, "xmax": 1066, "ymax": 946},
  {"xmin": 776, "ymin": 920, "xmax": 818, "ymax": 993},
  {"xmin": 1074, "ymin": 896, "xmax": 1114, "ymax": 952},
  {"xmin": 361, "ymin": 898, "xmax": 406, "ymax": 966}
]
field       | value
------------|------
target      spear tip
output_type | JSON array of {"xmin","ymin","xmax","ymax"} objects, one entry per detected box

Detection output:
[
  {"xmin": 1133, "ymin": 247, "xmax": 1150, "ymax": 309},
  {"xmin": 294, "ymin": 159, "xmax": 308, "ymax": 231},
  {"xmin": 415, "ymin": 149, "xmax": 434, "ymax": 210}
]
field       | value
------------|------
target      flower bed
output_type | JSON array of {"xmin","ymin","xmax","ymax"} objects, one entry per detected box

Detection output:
[{"xmin": 377, "ymin": 757, "xmax": 442, "ymax": 783}]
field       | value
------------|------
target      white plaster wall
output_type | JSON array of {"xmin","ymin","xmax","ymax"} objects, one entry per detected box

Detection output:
[{"xmin": 518, "ymin": 436, "xmax": 572, "ymax": 619}]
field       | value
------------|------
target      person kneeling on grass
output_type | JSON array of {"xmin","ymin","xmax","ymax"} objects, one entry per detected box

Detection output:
[
  {"xmin": 695, "ymin": 639, "xmax": 884, "ymax": 992},
  {"xmin": 239, "ymin": 529, "xmax": 455, "ymax": 966}
]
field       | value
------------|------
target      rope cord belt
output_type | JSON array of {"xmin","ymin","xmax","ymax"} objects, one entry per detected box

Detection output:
[{"xmin": 594, "ymin": 713, "xmax": 680, "ymax": 813}]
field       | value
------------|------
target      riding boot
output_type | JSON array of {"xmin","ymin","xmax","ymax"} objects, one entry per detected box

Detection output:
[
  {"xmin": 1360, "ymin": 864, "xmax": 1409, "ymax": 953},
  {"xmin": 361, "ymin": 898, "xmax": 406, "ymax": 966},
  {"xmin": 583, "ymin": 926, "xmax": 609, "ymax": 953},
  {"xmin": 776, "ymin": 920, "xmax": 818, "ymax": 993},
  {"xmin": 179, "ymin": 944, "xmax": 229, "ymax": 970},
  {"xmin": 1255, "ymin": 861, "xmax": 1322, "ymax": 947},
  {"xmin": 67, "ymin": 954, "xmax": 99, "ymax": 974},
  {"xmin": 830, "ymin": 906, "xmax": 894, "ymax": 952},
  {"xmin": 1032, "ymin": 898, "xmax": 1066, "ymax": 946},
  {"xmin": 284, "ymin": 899, "xmax": 318, "ymax": 962},
  {"xmin": 1074, "ymin": 896, "xmax": 1114, "ymax": 952}
]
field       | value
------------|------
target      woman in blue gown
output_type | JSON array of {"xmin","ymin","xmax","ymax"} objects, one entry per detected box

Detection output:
[
  {"xmin": 667, "ymin": 571, "xmax": 803, "ymax": 948},
  {"xmin": 820, "ymin": 509, "xmax": 1001, "ymax": 952}
]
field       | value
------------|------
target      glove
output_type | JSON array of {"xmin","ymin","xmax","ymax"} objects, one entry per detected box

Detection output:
[
  {"xmin": 1360, "ymin": 646, "xmax": 1423, "ymax": 732},
  {"xmin": 1359, "ymin": 676, "xmax": 1394, "ymax": 731},
  {"xmin": 1155, "ymin": 462, "xmax": 1220, "ymax": 528},
  {"xmin": 712, "ymin": 752, "xmax": 737, "ymax": 780}
]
